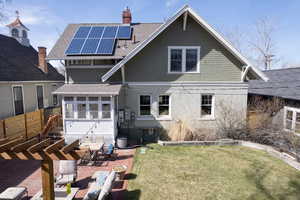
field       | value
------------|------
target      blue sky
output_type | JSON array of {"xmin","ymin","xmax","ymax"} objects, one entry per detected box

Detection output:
[{"xmin": 1, "ymin": 0, "xmax": 300, "ymax": 67}]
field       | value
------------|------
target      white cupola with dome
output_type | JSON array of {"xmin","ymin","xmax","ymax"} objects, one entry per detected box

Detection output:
[{"xmin": 6, "ymin": 11, "xmax": 30, "ymax": 47}]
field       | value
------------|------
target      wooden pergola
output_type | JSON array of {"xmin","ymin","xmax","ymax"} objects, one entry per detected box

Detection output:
[{"xmin": 0, "ymin": 115, "xmax": 88, "ymax": 200}]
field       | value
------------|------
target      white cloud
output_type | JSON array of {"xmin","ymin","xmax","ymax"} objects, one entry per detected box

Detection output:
[{"xmin": 166, "ymin": 0, "xmax": 179, "ymax": 8}]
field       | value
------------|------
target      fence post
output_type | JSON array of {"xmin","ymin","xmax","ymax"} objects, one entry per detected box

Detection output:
[
  {"xmin": 40, "ymin": 109, "xmax": 44, "ymax": 130},
  {"xmin": 2, "ymin": 120, "xmax": 6, "ymax": 138},
  {"xmin": 24, "ymin": 113, "xmax": 28, "ymax": 139}
]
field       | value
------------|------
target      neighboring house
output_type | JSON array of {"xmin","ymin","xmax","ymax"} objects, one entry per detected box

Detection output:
[
  {"xmin": 0, "ymin": 16, "xmax": 64, "ymax": 119},
  {"xmin": 249, "ymin": 67, "xmax": 300, "ymax": 134},
  {"xmin": 48, "ymin": 5, "xmax": 267, "ymax": 143}
]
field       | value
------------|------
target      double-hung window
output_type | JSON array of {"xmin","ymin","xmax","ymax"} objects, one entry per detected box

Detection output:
[
  {"xmin": 36, "ymin": 85, "xmax": 44, "ymax": 109},
  {"xmin": 101, "ymin": 97, "xmax": 111, "ymax": 119},
  {"xmin": 168, "ymin": 46, "xmax": 200, "ymax": 73},
  {"xmin": 159, "ymin": 95, "xmax": 170, "ymax": 116},
  {"xmin": 284, "ymin": 107, "xmax": 300, "ymax": 134},
  {"xmin": 64, "ymin": 97, "xmax": 74, "ymax": 119},
  {"xmin": 89, "ymin": 97, "xmax": 99, "ymax": 119},
  {"xmin": 77, "ymin": 97, "xmax": 87, "ymax": 119},
  {"xmin": 200, "ymin": 94, "xmax": 214, "ymax": 118},
  {"xmin": 12, "ymin": 86, "xmax": 24, "ymax": 115},
  {"xmin": 139, "ymin": 95, "xmax": 151, "ymax": 116}
]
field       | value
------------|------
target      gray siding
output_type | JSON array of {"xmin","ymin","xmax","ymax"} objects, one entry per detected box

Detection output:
[
  {"xmin": 118, "ymin": 84, "xmax": 248, "ymax": 133},
  {"xmin": 0, "ymin": 82, "xmax": 63, "ymax": 119},
  {"xmin": 66, "ymin": 68, "xmax": 122, "ymax": 83},
  {"xmin": 125, "ymin": 14, "xmax": 244, "ymax": 82}
]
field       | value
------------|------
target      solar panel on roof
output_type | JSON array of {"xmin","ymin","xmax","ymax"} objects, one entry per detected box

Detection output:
[
  {"xmin": 65, "ymin": 39, "xmax": 85, "ymax": 54},
  {"xmin": 88, "ymin": 26, "xmax": 104, "ymax": 38},
  {"xmin": 117, "ymin": 26, "xmax": 132, "ymax": 39},
  {"xmin": 102, "ymin": 26, "xmax": 118, "ymax": 38},
  {"xmin": 81, "ymin": 39, "xmax": 101, "ymax": 54},
  {"xmin": 74, "ymin": 26, "xmax": 91, "ymax": 38},
  {"xmin": 96, "ymin": 38, "xmax": 115, "ymax": 54}
]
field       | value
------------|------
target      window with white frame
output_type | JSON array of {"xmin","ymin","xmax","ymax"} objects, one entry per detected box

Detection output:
[
  {"xmin": 101, "ymin": 96, "xmax": 111, "ymax": 119},
  {"xmin": 139, "ymin": 95, "xmax": 151, "ymax": 116},
  {"xmin": 52, "ymin": 84, "xmax": 58, "ymax": 106},
  {"xmin": 201, "ymin": 94, "xmax": 214, "ymax": 118},
  {"xmin": 159, "ymin": 95, "xmax": 170, "ymax": 116},
  {"xmin": 168, "ymin": 46, "xmax": 200, "ymax": 73},
  {"xmin": 89, "ymin": 97, "xmax": 99, "ymax": 119},
  {"xmin": 64, "ymin": 96, "xmax": 74, "ymax": 119},
  {"xmin": 284, "ymin": 107, "xmax": 300, "ymax": 134},
  {"xmin": 77, "ymin": 97, "xmax": 87, "ymax": 119}
]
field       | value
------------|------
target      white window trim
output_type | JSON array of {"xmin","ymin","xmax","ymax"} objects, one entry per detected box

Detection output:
[
  {"xmin": 35, "ymin": 84, "xmax": 45, "ymax": 110},
  {"xmin": 168, "ymin": 46, "xmax": 200, "ymax": 74},
  {"xmin": 199, "ymin": 94, "xmax": 215, "ymax": 120},
  {"xmin": 138, "ymin": 94, "xmax": 153, "ymax": 119},
  {"xmin": 11, "ymin": 85, "xmax": 25, "ymax": 116},
  {"xmin": 63, "ymin": 96, "xmax": 75, "ymax": 119},
  {"xmin": 283, "ymin": 106, "xmax": 300, "ymax": 135},
  {"xmin": 157, "ymin": 94, "xmax": 172, "ymax": 120},
  {"xmin": 101, "ymin": 96, "xmax": 112, "ymax": 120}
]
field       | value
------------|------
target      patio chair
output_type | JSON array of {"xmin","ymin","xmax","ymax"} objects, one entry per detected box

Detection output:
[
  {"xmin": 55, "ymin": 160, "xmax": 78, "ymax": 187},
  {"xmin": 0, "ymin": 186, "xmax": 28, "ymax": 200},
  {"xmin": 102, "ymin": 144, "xmax": 117, "ymax": 160}
]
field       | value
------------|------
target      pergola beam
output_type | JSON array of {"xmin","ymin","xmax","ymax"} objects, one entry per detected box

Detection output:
[
  {"xmin": 0, "ymin": 137, "xmax": 25, "ymax": 152},
  {"xmin": 11, "ymin": 137, "xmax": 39, "ymax": 152},
  {"xmin": 28, "ymin": 139, "xmax": 51, "ymax": 154},
  {"xmin": 61, "ymin": 139, "xmax": 79, "ymax": 154},
  {"xmin": 44, "ymin": 138, "xmax": 65, "ymax": 154}
]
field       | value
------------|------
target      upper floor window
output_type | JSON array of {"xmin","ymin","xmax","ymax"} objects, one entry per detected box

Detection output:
[
  {"xmin": 168, "ymin": 46, "xmax": 200, "ymax": 73},
  {"xmin": 12, "ymin": 28, "xmax": 19, "ymax": 37}
]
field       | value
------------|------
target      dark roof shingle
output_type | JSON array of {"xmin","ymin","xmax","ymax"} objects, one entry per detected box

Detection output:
[
  {"xmin": 249, "ymin": 67, "xmax": 300, "ymax": 101},
  {"xmin": 0, "ymin": 34, "xmax": 64, "ymax": 82}
]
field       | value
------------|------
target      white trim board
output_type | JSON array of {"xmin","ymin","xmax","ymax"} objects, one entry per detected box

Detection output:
[
  {"xmin": 0, "ymin": 81, "xmax": 64, "ymax": 84},
  {"xmin": 101, "ymin": 5, "xmax": 268, "ymax": 82}
]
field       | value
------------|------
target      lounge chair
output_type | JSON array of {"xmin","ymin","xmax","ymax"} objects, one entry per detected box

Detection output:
[
  {"xmin": 55, "ymin": 160, "xmax": 77, "ymax": 186},
  {"xmin": 98, "ymin": 171, "xmax": 116, "ymax": 200},
  {"xmin": 83, "ymin": 171, "xmax": 110, "ymax": 200},
  {"xmin": 0, "ymin": 186, "xmax": 27, "ymax": 200}
]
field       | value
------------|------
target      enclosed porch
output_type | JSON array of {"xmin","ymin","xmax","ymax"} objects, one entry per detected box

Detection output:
[{"xmin": 53, "ymin": 84, "xmax": 122, "ymax": 144}]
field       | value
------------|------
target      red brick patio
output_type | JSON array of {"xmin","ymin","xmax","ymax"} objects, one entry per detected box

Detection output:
[{"xmin": 0, "ymin": 149, "xmax": 135, "ymax": 200}]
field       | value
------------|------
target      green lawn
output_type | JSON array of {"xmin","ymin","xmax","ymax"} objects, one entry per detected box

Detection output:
[{"xmin": 125, "ymin": 144, "xmax": 300, "ymax": 200}]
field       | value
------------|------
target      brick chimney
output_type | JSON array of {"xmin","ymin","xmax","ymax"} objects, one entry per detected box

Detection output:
[
  {"xmin": 38, "ymin": 47, "xmax": 48, "ymax": 73},
  {"xmin": 122, "ymin": 7, "xmax": 132, "ymax": 24}
]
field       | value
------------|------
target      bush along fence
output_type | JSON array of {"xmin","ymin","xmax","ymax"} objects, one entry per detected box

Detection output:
[{"xmin": 0, "ymin": 107, "xmax": 62, "ymax": 139}]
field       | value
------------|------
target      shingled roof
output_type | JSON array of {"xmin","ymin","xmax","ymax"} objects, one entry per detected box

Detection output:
[
  {"xmin": 0, "ymin": 34, "xmax": 64, "ymax": 82},
  {"xmin": 47, "ymin": 23, "xmax": 162, "ymax": 60},
  {"xmin": 249, "ymin": 67, "xmax": 300, "ymax": 101}
]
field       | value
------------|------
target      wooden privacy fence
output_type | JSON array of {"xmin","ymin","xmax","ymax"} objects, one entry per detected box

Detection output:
[{"xmin": 0, "ymin": 107, "xmax": 62, "ymax": 139}]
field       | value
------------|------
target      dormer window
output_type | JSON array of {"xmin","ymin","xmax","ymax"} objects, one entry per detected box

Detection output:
[
  {"xmin": 22, "ymin": 30, "xmax": 27, "ymax": 38},
  {"xmin": 168, "ymin": 46, "xmax": 200, "ymax": 73},
  {"xmin": 12, "ymin": 28, "xmax": 19, "ymax": 37}
]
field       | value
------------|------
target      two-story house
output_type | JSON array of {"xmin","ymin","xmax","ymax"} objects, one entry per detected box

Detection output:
[
  {"xmin": 48, "ymin": 5, "xmax": 267, "ymax": 144},
  {"xmin": 0, "ymin": 15, "xmax": 64, "ymax": 119}
]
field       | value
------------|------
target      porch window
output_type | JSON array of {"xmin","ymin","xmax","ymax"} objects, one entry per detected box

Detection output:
[
  {"xmin": 159, "ymin": 95, "xmax": 170, "ymax": 116},
  {"xmin": 168, "ymin": 46, "xmax": 200, "ymax": 73},
  {"xmin": 89, "ymin": 97, "xmax": 99, "ymax": 119},
  {"xmin": 65, "ymin": 104, "xmax": 74, "ymax": 118},
  {"xmin": 139, "ymin": 95, "xmax": 151, "ymax": 116},
  {"xmin": 201, "ymin": 94, "xmax": 214, "ymax": 118},
  {"xmin": 64, "ymin": 96, "xmax": 74, "ymax": 119},
  {"xmin": 284, "ymin": 107, "xmax": 300, "ymax": 134},
  {"xmin": 77, "ymin": 97, "xmax": 86, "ymax": 119},
  {"xmin": 102, "ymin": 103, "xmax": 111, "ymax": 119}
]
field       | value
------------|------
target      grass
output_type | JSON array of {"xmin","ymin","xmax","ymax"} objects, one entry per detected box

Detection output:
[{"xmin": 125, "ymin": 144, "xmax": 300, "ymax": 200}]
